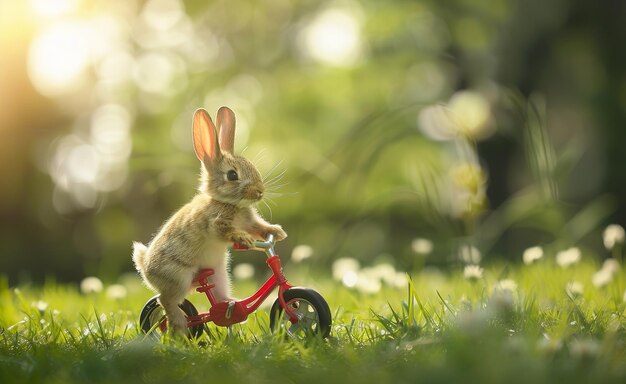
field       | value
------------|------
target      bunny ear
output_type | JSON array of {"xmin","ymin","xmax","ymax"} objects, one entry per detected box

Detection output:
[
  {"xmin": 216, "ymin": 106, "xmax": 236, "ymax": 153},
  {"xmin": 192, "ymin": 108, "xmax": 221, "ymax": 164}
]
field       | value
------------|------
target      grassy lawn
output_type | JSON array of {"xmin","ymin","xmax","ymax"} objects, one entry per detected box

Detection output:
[{"xmin": 2, "ymin": 258, "xmax": 626, "ymax": 384}]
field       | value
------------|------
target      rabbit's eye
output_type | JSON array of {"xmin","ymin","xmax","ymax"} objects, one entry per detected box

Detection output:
[{"xmin": 226, "ymin": 170, "xmax": 239, "ymax": 181}]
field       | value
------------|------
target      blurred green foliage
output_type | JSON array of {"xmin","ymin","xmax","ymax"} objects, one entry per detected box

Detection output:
[{"xmin": 1, "ymin": 0, "xmax": 625, "ymax": 283}]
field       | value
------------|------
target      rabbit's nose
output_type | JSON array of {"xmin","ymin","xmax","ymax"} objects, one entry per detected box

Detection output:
[{"xmin": 249, "ymin": 187, "xmax": 263, "ymax": 200}]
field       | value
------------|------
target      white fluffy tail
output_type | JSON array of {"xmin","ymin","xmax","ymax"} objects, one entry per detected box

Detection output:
[{"xmin": 132, "ymin": 242, "xmax": 148, "ymax": 273}]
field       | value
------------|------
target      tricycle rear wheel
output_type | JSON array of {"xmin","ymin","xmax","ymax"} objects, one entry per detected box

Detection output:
[{"xmin": 139, "ymin": 296, "xmax": 204, "ymax": 339}]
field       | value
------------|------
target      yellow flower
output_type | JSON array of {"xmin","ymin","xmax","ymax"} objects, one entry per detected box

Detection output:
[{"xmin": 450, "ymin": 163, "xmax": 486, "ymax": 195}]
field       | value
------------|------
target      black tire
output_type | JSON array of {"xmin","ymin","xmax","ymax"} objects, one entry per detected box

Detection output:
[
  {"xmin": 139, "ymin": 295, "xmax": 204, "ymax": 339},
  {"xmin": 269, "ymin": 288, "xmax": 331, "ymax": 339}
]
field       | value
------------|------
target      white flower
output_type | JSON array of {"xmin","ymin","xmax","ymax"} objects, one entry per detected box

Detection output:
[
  {"xmin": 80, "ymin": 276, "xmax": 103, "ymax": 294},
  {"xmin": 34, "ymin": 300, "xmax": 48, "ymax": 312},
  {"xmin": 418, "ymin": 90, "xmax": 494, "ymax": 141},
  {"xmin": 291, "ymin": 244, "xmax": 314, "ymax": 263},
  {"xmin": 367, "ymin": 263, "xmax": 397, "ymax": 286},
  {"xmin": 391, "ymin": 272, "xmax": 409, "ymax": 289},
  {"xmin": 411, "ymin": 238, "xmax": 433, "ymax": 255},
  {"xmin": 332, "ymin": 257, "xmax": 360, "ymax": 281},
  {"xmin": 566, "ymin": 281, "xmax": 584, "ymax": 298},
  {"xmin": 459, "ymin": 245, "xmax": 482, "ymax": 264},
  {"xmin": 556, "ymin": 247, "xmax": 581, "ymax": 268},
  {"xmin": 418, "ymin": 104, "xmax": 457, "ymax": 141},
  {"xmin": 602, "ymin": 258, "xmax": 620, "ymax": 275},
  {"xmin": 341, "ymin": 270, "xmax": 358, "ymax": 288},
  {"xmin": 494, "ymin": 279, "xmax": 517, "ymax": 292},
  {"xmin": 592, "ymin": 269, "xmax": 613, "ymax": 288},
  {"xmin": 591, "ymin": 259, "xmax": 620, "ymax": 288},
  {"xmin": 105, "ymin": 284, "xmax": 127, "ymax": 300},
  {"xmin": 354, "ymin": 270, "xmax": 382, "ymax": 294},
  {"xmin": 336, "ymin": 263, "xmax": 404, "ymax": 293},
  {"xmin": 233, "ymin": 263, "xmax": 255, "ymax": 280},
  {"xmin": 463, "ymin": 265, "xmax": 483, "ymax": 281},
  {"xmin": 523, "ymin": 246, "xmax": 544, "ymax": 265},
  {"xmin": 338, "ymin": 267, "xmax": 382, "ymax": 293},
  {"xmin": 603, "ymin": 224, "xmax": 625, "ymax": 250}
]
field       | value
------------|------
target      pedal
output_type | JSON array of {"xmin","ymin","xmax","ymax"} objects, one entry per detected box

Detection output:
[{"xmin": 225, "ymin": 301, "xmax": 236, "ymax": 319}]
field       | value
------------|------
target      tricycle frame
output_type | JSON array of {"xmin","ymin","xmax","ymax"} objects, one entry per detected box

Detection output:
[{"xmin": 183, "ymin": 234, "xmax": 299, "ymax": 329}]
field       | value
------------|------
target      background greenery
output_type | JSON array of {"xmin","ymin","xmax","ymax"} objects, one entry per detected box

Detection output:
[
  {"xmin": 3, "ymin": 1, "xmax": 626, "ymax": 383},
  {"xmin": 1, "ymin": 0, "xmax": 625, "ymax": 284}
]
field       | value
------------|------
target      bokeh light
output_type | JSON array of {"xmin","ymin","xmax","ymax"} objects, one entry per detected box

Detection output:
[
  {"xmin": 27, "ymin": 21, "xmax": 92, "ymax": 96},
  {"xmin": 29, "ymin": 0, "xmax": 78, "ymax": 19},
  {"xmin": 299, "ymin": 3, "xmax": 365, "ymax": 68}
]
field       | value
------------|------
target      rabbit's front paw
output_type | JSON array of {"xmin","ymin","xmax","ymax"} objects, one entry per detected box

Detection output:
[
  {"xmin": 266, "ymin": 225, "xmax": 287, "ymax": 241},
  {"xmin": 231, "ymin": 232, "xmax": 256, "ymax": 248}
]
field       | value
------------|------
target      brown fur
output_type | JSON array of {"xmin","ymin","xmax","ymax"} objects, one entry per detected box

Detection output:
[{"xmin": 132, "ymin": 107, "xmax": 286, "ymax": 335}]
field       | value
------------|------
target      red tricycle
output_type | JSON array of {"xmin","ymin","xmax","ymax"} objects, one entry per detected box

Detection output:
[{"xmin": 138, "ymin": 234, "xmax": 331, "ymax": 340}]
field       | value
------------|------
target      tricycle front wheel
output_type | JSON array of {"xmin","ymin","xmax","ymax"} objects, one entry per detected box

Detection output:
[
  {"xmin": 139, "ymin": 296, "xmax": 204, "ymax": 339},
  {"xmin": 270, "ymin": 288, "xmax": 331, "ymax": 339}
]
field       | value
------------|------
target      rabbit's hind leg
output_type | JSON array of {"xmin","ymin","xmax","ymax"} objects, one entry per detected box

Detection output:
[{"xmin": 156, "ymin": 274, "xmax": 194, "ymax": 336}]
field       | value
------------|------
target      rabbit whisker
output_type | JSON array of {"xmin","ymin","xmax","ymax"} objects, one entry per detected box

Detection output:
[
  {"xmin": 264, "ymin": 169, "xmax": 287, "ymax": 186},
  {"xmin": 263, "ymin": 196, "xmax": 279, "ymax": 207},
  {"xmin": 264, "ymin": 191, "xmax": 283, "ymax": 197},
  {"xmin": 254, "ymin": 148, "xmax": 268, "ymax": 160},
  {"xmin": 265, "ymin": 182, "xmax": 289, "ymax": 191},
  {"xmin": 254, "ymin": 149, "xmax": 271, "ymax": 167},
  {"xmin": 273, "ymin": 191, "xmax": 298, "ymax": 197},
  {"xmin": 254, "ymin": 154, "xmax": 268, "ymax": 166},
  {"xmin": 262, "ymin": 160, "xmax": 285, "ymax": 182},
  {"xmin": 261, "ymin": 199, "xmax": 273, "ymax": 220}
]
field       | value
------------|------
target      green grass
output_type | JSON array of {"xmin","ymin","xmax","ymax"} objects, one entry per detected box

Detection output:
[{"xmin": 2, "ymin": 260, "xmax": 626, "ymax": 384}]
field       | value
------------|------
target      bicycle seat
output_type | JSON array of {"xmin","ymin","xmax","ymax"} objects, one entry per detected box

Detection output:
[{"xmin": 193, "ymin": 268, "xmax": 215, "ymax": 285}]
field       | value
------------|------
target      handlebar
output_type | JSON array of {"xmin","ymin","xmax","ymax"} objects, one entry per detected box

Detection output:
[
  {"xmin": 232, "ymin": 234, "xmax": 276, "ymax": 254},
  {"xmin": 254, "ymin": 233, "xmax": 275, "ymax": 249}
]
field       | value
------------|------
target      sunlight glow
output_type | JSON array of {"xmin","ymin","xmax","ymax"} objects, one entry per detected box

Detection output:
[
  {"xmin": 30, "ymin": 0, "xmax": 79, "ymax": 19},
  {"xmin": 136, "ymin": 0, "xmax": 192, "ymax": 50},
  {"xmin": 140, "ymin": 0, "xmax": 185, "ymax": 31},
  {"xmin": 133, "ymin": 53, "xmax": 180, "ymax": 94},
  {"xmin": 90, "ymin": 104, "xmax": 132, "ymax": 157},
  {"xmin": 47, "ymin": 103, "xmax": 133, "ymax": 212},
  {"xmin": 27, "ymin": 21, "xmax": 91, "ymax": 96},
  {"xmin": 300, "ymin": 5, "xmax": 364, "ymax": 68},
  {"xmin": 97, "ymin": 51, "xmax": 135, "ymax": 84},
  {"xmin": 66, "ymin": 144, "xmax": 100, "ymax": 184}
]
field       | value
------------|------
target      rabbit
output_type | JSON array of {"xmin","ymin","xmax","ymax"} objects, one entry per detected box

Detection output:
[{"xmin": 132, "ymin": 107, "xmax": 287, "ymax": 335}]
